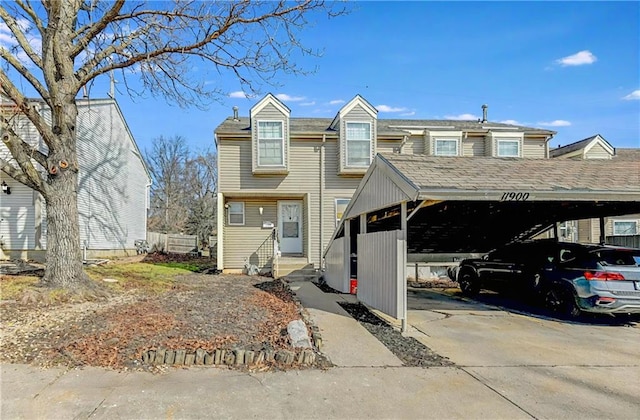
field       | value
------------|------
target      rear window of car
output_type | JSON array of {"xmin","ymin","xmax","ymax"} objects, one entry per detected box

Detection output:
[{"xmin": 595, "ymin": 250, "xmax": 640, "ymax": 266}]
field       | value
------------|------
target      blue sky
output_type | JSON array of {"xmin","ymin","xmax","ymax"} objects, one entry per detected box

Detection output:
[{"xmin": 8, "ymin": 1, "xmax": 639, "ymax": 153}]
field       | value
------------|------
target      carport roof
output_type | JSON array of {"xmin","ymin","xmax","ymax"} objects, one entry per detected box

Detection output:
[
  {"xmin": 343, "ymin": 153, "xmax": 640, "ymax": 220},
  {"xmin": 387, "ymin": 153, "xmax": 638, "ymax": 198}
]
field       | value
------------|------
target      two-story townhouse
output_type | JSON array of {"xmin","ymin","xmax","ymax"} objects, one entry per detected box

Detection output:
[
  {"xmin": 214, "ymin": 94, "xmax": 555, "ymax": 275},
  {"xmin": 0, "ymin": 97, "xmax": 151, "ymax": 261},
  {"xmin": 550, "ymin": 134, "xmax": 640, "ymax": 245}
]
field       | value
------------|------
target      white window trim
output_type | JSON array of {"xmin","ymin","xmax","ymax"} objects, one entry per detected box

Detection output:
[
  {"xmin": 345, "ymin": 121, "xmax": 372, "ymax": 167},
  {"xmin": 434, "ymin": 138, "xmax": 459, "ymax": 156},
  {"xmin": 257, "ymin": 120, "xmax": 285, "ymax": 167},
  {"xmin": 496, "ymin": 138, "xmax": 521, "ymax": 157},
  {"xmin": 612, "ymin": 219, "xmax": 638, "ymax": 236},
  {"xmin": 227, "ymin": 202, "xmax": 245, "ymax": 226}
]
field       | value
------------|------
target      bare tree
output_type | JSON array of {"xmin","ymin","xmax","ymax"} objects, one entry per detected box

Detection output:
[
  {"xmin": 145, "ymin": 135, "xmax": 190, "ymax": 234},
  {"xmin": 183, "ymin": 150, "xmax": 217, "ymax": 250},
  {"xmin": 0, "ymin": 1, "xmax": 343, "ymax": 291}
]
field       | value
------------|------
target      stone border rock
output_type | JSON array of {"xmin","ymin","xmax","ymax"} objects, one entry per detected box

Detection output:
[
  {"xmin": 139, "ymin": 278, "xmax": 329, "ymax": 369},
  {"xmin": 141, "ymin": 347, "xmax": 317, "ymax": 367}
]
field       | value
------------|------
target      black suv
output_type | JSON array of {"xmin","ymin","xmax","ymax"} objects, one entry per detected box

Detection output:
[{"xmin": 455, "ymin": 239, "xmax": 640, "ymax": 317}]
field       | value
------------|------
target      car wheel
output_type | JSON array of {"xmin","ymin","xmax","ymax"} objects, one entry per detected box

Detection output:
[
  {"xmin": 458, "ymin": 269, "xmax": 480, "ymax": 297},
  {"xmin": 544, "ymin": 285, "xmax": 581, "ymax": 319}
]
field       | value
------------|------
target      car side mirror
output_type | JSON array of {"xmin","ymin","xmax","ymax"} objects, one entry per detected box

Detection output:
[{"xmin": 482, "ymin": 255, "xmax": 488, "ymax": 260}]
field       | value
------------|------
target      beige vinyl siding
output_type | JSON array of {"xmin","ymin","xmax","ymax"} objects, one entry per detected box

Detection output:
[
  {"xmin": 485, "ymin": 135, "xmax": 493, "ymax": 156},
  {"xmin": 522, "ymin": 138, "xmax": 546, "ymax": 158},
  {"xmin": 607, "ymin": 214, "xmax": 640, "ymax": 236},
  {"xmin": 463, "ymin": 136, "xmax": 485, "ymax": 156},
  {"xmin": 252, "ymin": 102, "xmax": 289, "ymax": 173},
  {"xmin": 577, "ymin": 219, "xmax": 592, "ymax": 243},
  {"xmin": 585, "ymin": 143, "xmax": 612, "ymax": 159},
  {"xmin": 339, "ymin": 104, "xmax": 376, "ymax": 174},
  {"xmin": 219, "ymin": 138, "xmax": 362, "ymax": 268},
  {"xmin": 224, "ymin": 200, "xmax": 278, "ymax": 270},
  {"xmin": 403, "ymin": 135, "xmax": 423, "ymax": 155},
  {"xmin": 377, "ymin": 140, "xmax": 399, "ymax": 155}
]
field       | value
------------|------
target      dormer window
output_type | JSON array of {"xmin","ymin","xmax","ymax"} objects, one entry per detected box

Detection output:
[
  {"xmin": 257, "ymin": 121, "xmax": 284, "ymax": 166},
  {"xmin": 250, "ymin": 93, "xmax": 290, "ymax": 174},
  {"xmin": 346, "ymin": 122, "xmax": 372, "ymax": 167},
  {"xmin": 497, "ymin": 138, "xmax": 521, "ymax": 157},
  {"xmin": 434, "ymin": 138, "xmax": 459, "ymax": 156}
]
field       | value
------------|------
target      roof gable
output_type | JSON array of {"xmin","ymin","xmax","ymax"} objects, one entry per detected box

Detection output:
[
  {"xmin": 550, "ymin": 134, "xmax": 614, "ymax": 159},
  {"xmin": 330, "ymin": 95, "xmax": 377, "ymax": 129},
  {"xmin": 250, "ymin": 93, "xmax": 291, "ymax": 119}
]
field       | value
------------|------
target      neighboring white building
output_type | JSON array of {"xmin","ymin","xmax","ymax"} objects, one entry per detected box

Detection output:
[{"xmin": 0, "ymin": 98, "xmax": 151, "ymax": 261}]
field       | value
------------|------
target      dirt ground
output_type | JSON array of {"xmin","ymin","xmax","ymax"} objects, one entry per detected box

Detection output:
[{"xmin": 0, "ymin": 255, "xmax": 307, "ymax": 371}]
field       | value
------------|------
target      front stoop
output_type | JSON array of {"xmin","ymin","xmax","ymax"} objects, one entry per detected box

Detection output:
[{"xmin": 276, "ymin": 257, "xmax": 318, "ymax": 281}]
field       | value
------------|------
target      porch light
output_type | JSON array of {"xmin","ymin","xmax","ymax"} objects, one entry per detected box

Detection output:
[{"xmin": 1, "ymin": 181, "xmax": 10, "ymax": 195}]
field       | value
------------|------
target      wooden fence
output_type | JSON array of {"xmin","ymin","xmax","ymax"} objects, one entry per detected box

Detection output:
[{"xmin": 147, "ymin": 232, "xmax": 217, "ymax": 255}]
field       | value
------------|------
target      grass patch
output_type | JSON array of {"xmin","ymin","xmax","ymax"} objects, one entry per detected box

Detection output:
[
  {"xmin": 152, "ymin": 262, "xmax": 202, "ymax": 272},
  {"xmin": 85, "ymin": 262, "xmax": 192, "ymax": 293},
  {"xmin": 0, "ymin": 275, "xmax": 40, "ymax": 300}
]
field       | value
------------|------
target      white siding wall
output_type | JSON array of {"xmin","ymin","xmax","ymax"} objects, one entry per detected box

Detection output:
[
  {"xmin": 75, "ymin": 102, "xmax": 148, "ymax": 253},
  {"xmin": 585, "ymin": 143, "xmax": 612, "ymax": 159},
  {"xmin": 357, "ymin": 230, "xmax": 407, "ymax": 319},
  {"xmin": 324, "ymin": 237, "xmax": 346, "ymax": 292},
  {"xmin": 0, "ymin": 177, "xmax": 36, "ymax": 250}
]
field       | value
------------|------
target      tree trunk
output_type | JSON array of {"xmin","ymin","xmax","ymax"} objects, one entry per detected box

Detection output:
[{"xmin": 42, "ymin": 169, "xmax": 89, "ymax": 290}]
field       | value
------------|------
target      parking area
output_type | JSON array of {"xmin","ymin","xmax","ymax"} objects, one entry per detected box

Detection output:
[{"xmin": 405, "ymin": 287, "xmax": 640, "ymax": 366}]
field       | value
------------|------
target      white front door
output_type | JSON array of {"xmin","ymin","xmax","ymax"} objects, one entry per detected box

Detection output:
[{"xmin": 278, "ymin": 201, "xmax": 303, "ymax": 254}]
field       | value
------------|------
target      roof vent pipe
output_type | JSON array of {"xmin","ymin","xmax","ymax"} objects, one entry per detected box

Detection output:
[
  {"xmin": 232, "ymin": 106, "xmax": 239, "ymax": 121},
  {"xmin": 481, "ymin": 104, "xmax": 488, "ymax": 123}
]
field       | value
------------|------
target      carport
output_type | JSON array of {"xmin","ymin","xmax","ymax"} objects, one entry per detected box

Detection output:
[{"xmin": 323, "ymin": 153, "xmax": 640, "ymax": 330}]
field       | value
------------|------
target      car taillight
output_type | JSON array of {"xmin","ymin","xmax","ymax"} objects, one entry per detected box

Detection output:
[{"xmin": 584, "ymin": 271, "xmax": 625, "ymax": 281}]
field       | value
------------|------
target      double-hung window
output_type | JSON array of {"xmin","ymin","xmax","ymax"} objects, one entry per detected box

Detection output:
[
  {"xmin": 346, "ymin": 122, "xmax": 371, "ymax": 167},
  {"xmin": 228, "ymin": 202, "xmax": 245, "ymax": 226},
  {"xmin": 497, "ymin": 139, "xmax": 521, "ymax": 157},
  {"xmin": 257, "ymin": 121, "xmax": 284, "ymax": 166},
  {"xmin": 434, "ymin": 138, "xmax": 459, "ymax": 156},
  {"xmin": 612, "ymin": 220, "xmax": 638, "ymax": 235}
]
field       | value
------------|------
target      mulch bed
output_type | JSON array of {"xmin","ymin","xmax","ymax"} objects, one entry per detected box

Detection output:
[
  {"xmin": 0, "ymin": 273, "xmax": 310, "ymax": 371},
  {"xmin": 338, "ymin": 302, "xmax": 453, "ymax": 367}
]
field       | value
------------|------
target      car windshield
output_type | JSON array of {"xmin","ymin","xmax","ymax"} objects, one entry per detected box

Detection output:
[{"xmin": 595, "ymin": 250, "xmax": 640, "ymax": 267}]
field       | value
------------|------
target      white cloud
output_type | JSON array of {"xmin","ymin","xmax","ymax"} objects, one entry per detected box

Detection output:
[
  {"xmin": 556, "ymin": 50, "xmax": 597, "ymax": 67},
  {"xmin": 300, "ymin": 101, "xmax": 316, "ymax": 106},
  {"xmin": 622, "ymin": 90, "xmax": 640, "ymax": 100},
  {"xmin": 445, "ymin": 113, "xmax": 478, "ymax": 121},
  {"xmin": 376, "ymin": 104, "xmax": 409, "ymax": 113},
  {"xmin": 329, "ymin": 99, "xmax": 345, "ymax": 105},
  {"xmin": 229, "ymin": 91, "xmax": 249, "ymax": 99},
  {"xmin": 275, "ymin": 93, "xmax": 305, "ymax": 102},
  {"xmin": 537, "ymin": 120, "xmax": 571, "ymax": 127},
  {"xmin": 500, "ymin": 119, "xmax": 520, "ymax": 125},
  {"xmin": 400, "ymin": 111, "xmax": 416, "ymax": 117}
]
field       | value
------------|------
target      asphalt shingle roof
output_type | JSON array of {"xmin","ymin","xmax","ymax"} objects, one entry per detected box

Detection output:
[
  {"xmin": 380, "ymin": 153, "xmax": 640, "ymax": 193},
  {"xmin": 215, "ymin": 116, "xmax": 554, "ymax": 136}
]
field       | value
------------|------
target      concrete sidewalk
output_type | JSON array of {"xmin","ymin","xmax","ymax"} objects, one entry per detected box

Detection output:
[
  {"xmin": 0, "ymin": 364, "xmax": 529, "ymax": 419},
  {"xmin": 289, "ymin": 281, "xmax": 402, "ymax": 367}
]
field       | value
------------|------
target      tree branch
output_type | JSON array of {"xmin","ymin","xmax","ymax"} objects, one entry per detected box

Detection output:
[
  {"xmin": 0, "ymin": 131, "xmax": 46, "ymax": 194},
  {"xmin": 0, "ymin": 70, "xmax": 56, "ymax": 148},
  {"xmin": 0, "ymin": 5, "xmax": 43, "ymax": 69},
  {"xmin": 70, "ymin": 0, "xmax": 125, "ymax": 59},
  {"xmin": 0, "ymin": 47, "xmax": 50, "ymax": 102},
  {"xmin": 14, "ymin": 0, "xmax": 45, "ymax": 37}
]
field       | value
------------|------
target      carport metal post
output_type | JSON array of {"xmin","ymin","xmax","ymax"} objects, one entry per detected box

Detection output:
[
  {"xmin": 599, "ymin": 217, "xmax": 606, "ymax": 245},
  {"xmin": 401, "ymin": 201, "xmax": 408, "ymax": 333}
]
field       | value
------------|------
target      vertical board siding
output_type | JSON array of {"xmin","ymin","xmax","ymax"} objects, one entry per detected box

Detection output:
[
  {"xmin": 324, "ymin": 237, "xmax": 346, "ymax": 292},
  {"xmin": 357, "ymin": 230, "xmax": 406, "ymax": 319},
  {"xmin": 347, "ymin": 168, "xmax": 410, "ymax": 219}
]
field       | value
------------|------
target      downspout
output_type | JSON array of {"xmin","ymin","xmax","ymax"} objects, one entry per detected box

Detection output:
[{"xmin": 319, "ymin": 134, "xmax": 326, "ymax": 267}]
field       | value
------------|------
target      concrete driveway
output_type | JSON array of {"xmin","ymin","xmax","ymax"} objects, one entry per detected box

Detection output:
[{"xmin": 401, "ymin": 287, "xmax": 640, "ymax": 419}]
